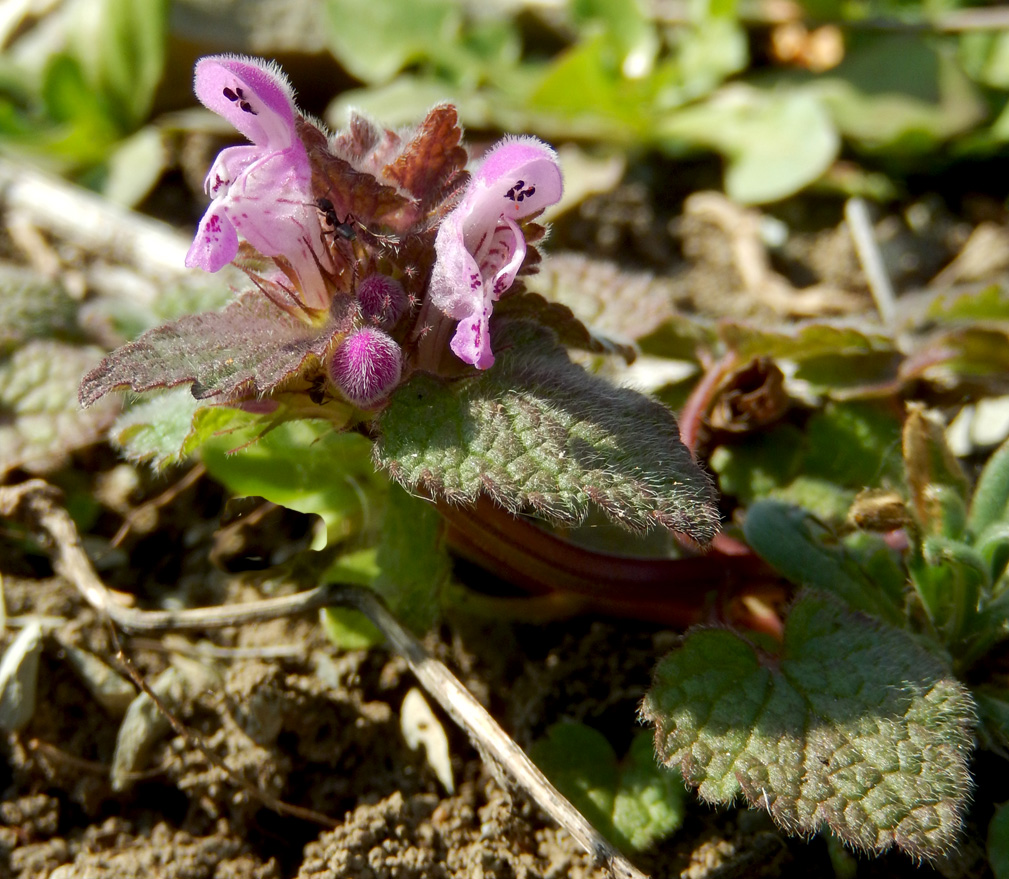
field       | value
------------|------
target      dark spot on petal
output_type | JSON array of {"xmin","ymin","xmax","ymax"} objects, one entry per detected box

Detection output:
[{"xmin": 504, "ymin": 180, "xmax": 536, "ymax": 208}]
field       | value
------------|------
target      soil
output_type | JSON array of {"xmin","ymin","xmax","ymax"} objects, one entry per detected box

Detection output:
[{"xmin": 2, "ymin": 166, "xmax": 1005, "ymax": 879}]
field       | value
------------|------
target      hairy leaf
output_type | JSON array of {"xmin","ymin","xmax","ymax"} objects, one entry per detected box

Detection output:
[
  {"xmin": 495, "ymin": 290, "xmax": 637, "ymax": 362},
  {"xmin": 79, "ymin": 293, "xmax": 343, "ymax": 407},
  {"xmin": 0, "ymin": 265, "xmax": 80, "ymax": 354},
  {"xmin": 111, "ymin": 387, "xmax": 242, "ymax": 469},
  {"xmin": 375, "ymin": 322, "xmax": 719, "ymax": 540},
  {"xmin": 383, "ymin": 104, "xmax": 468, "ymax": 204},
  {"xmin": 0, "ymin": 341, "xmax": 118, "ymax": 478},
  {"xmin": 524, "ymin": 253, "xmax": 684, "ymax": 346},
  {"xmin": 642, "ymin": 592, "xmax": 976, "ymax": 861}
]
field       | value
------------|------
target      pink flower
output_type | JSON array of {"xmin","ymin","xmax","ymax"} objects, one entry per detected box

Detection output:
[
  {"xmin": 429, "ymin": 136, "xmax": 563, "ymax": 369},
  {"xmin": 184, "ymin": 55, "xmax": 332, "ymax": 311}
]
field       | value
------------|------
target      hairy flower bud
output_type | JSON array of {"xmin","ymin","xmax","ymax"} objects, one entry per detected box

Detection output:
[
  {"xmin": 357, "ymin": 274, "xmax": 408, "ymax": 328},
  {"xmin": 329, "ymin": 328, "xmax": 403, "ymax": 408}
]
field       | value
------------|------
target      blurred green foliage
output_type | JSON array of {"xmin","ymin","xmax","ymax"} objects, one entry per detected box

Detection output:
[{"xmin": 0, "ymin": 0, "xmax": 168, "ymax": 193}]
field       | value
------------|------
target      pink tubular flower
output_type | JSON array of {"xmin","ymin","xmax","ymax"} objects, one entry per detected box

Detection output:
[
  {"xmin": 185, "ymin": 55, "xmax": 332, "ymax": 311},
  {"xmin": 429, "ymin": 136, "xmax": 563, "ymax": 369}
]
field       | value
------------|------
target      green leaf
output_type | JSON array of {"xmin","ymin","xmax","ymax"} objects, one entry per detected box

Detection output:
[
  {"xmin": 991, "ymin": 801, "xmax": 1009, "ymax": 879},
  {"xmin": 659, "ymin": 86, "xmax": 839, "ymax": 203},
  {"xmin": 960, "ymin": 31, "xmax": 1009, "ymax": 90},
  {"xmin": 612, "ymin": 733, "xmax": 687, "ymax": 851},
  {"xmin": 37, "ymin": 54, "xmax": 121, "ymax": 166},
  {"xmin": 642, "ymin": 592, "xmax": 976, "ymax": 861},
  {"xmin": 973, "ymin": 686, "xmax": 1009, "ymax": 754},
  {"xmin": 324, "ymin": 0, "xmax": 460, "ymax": 84},
  {"xmin": 571, "ymin": 0, "xmax": 659, "ymax": 80},
  {"xmin": 0, "ymin": 341, "xmax": 119, "ymax": 479},
  {"xmin": 975, "ymin": 522, "xmax": 1009, "ymax": 587},
  {"xmin": 702, "ymin": 401, "xmax": 902, "ymax": 522},
  {"xmin": 843, "ymin": 532, "xmax": 908, "ymax": 612},
  {"xmin": 743, "ymin": 500, "xmax": 904, "ymax": 624},
  {"xmin": 112, "ymin": 388, "xmax": 246, "ymax": 470},
  {"xmin": 527, "ymin": 36, "xmax": 665, "ymax": 139},
  {"xmin": 720, "ymin": 321, "xmax": 894, "ymax": 362},
  {"xmin": 969, "ymin": 437, "xmax": 1009, "ymax": 539},
  {"xmin": 375, "ymin": 321, "xmax": 719, "ymax": 541},
  {"xmin": 804, "ymin": 402, "xmax": 904, "ymax": 489},
  {"xmin": 805, "ymin": 35, "xmax": 986, "ymax": 153},
  {"xmin": 370, "ymin": 483, "xmax": 450, "ymax": 632},
  {"xmin": 102, "ymin": 125, "xmax": 168, "ymax": 207},
  {"xmin": 0, "ymin": 265, "xmax": 80, "ymax": 355},
  {"xmin": 710, "ymin": 425, "xmax": 805, "ymax": 503},
  {"xmin": 911, "ymin": 537, "xmax": 986, "ymax": 646},
  {"xmin": 322, "ymin": 549, "xmax": 384, "ymax": 649},
  {"xmin": 926, "ymin": 284, "xmax": 1009, "ymax": 324},
  {"xmin": 201, "ymin": 420, "xmax": 383, "ymax": 546},
  {"xmin": 531, "ymin": 724, "xmax": 686, "ymax": 853},
  {"xmin": 69, "ymin": 0, "xmax": 168, "ymax": 128},
  {"xmin": 531, "ymin": 723, "xmax": 620, "ymax": 841}
]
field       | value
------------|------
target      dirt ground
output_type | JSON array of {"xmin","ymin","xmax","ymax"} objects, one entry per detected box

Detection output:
[{"xmin": 2, "ymin": 168, "xmax": 1005, "ymax": 878}]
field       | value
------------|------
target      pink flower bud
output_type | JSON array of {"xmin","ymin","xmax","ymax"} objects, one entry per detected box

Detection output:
[
  {"xmin": 329, "ymin": 328, "xmax": 403, "ymax": 408},
  {"xmin": 357, "ymin": 274, "xmax": 407, "ymax": 328}
]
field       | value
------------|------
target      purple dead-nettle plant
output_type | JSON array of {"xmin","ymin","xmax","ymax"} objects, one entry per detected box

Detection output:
[
  {"xmin": 429, "ymin": 137, "xmax": 564, "ymax": 369},
  {"xmin": 79, "ymin": 54, "xmax": 718, "ymax": 550},
  {"xmin": 185, "ymin": 55, "xmax": 335, "ymax": 313}
]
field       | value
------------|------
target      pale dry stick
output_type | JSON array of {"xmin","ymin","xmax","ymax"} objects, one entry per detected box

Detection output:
[
  {"xmin": 128, "ymin": 638, "xmax": 307, "ymax": 661},
  {"xmin": 0, "ymin": 158, "xmax": 189, "ymax": 290},
  {"xmin": 0, "ymin": 480, "xmax": 649, "ymax": 879},
  {"xmin": 845, "ymin": 196, "xmax": 897, "ymax": 329}
]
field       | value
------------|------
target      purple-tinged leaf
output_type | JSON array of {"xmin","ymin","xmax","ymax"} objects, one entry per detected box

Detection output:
[
  {"xmin": 79, "ymin": 293, "xmax": 347, "ymax": 407},
  {"xmin": 383, "ymin": 104, "xmax": 468, "ymax": 204}
]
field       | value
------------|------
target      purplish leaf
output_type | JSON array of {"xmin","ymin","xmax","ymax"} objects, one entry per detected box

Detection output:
[{"xmin": 79, "ymin": 293, "xmax": 345, "ymax": 407}]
